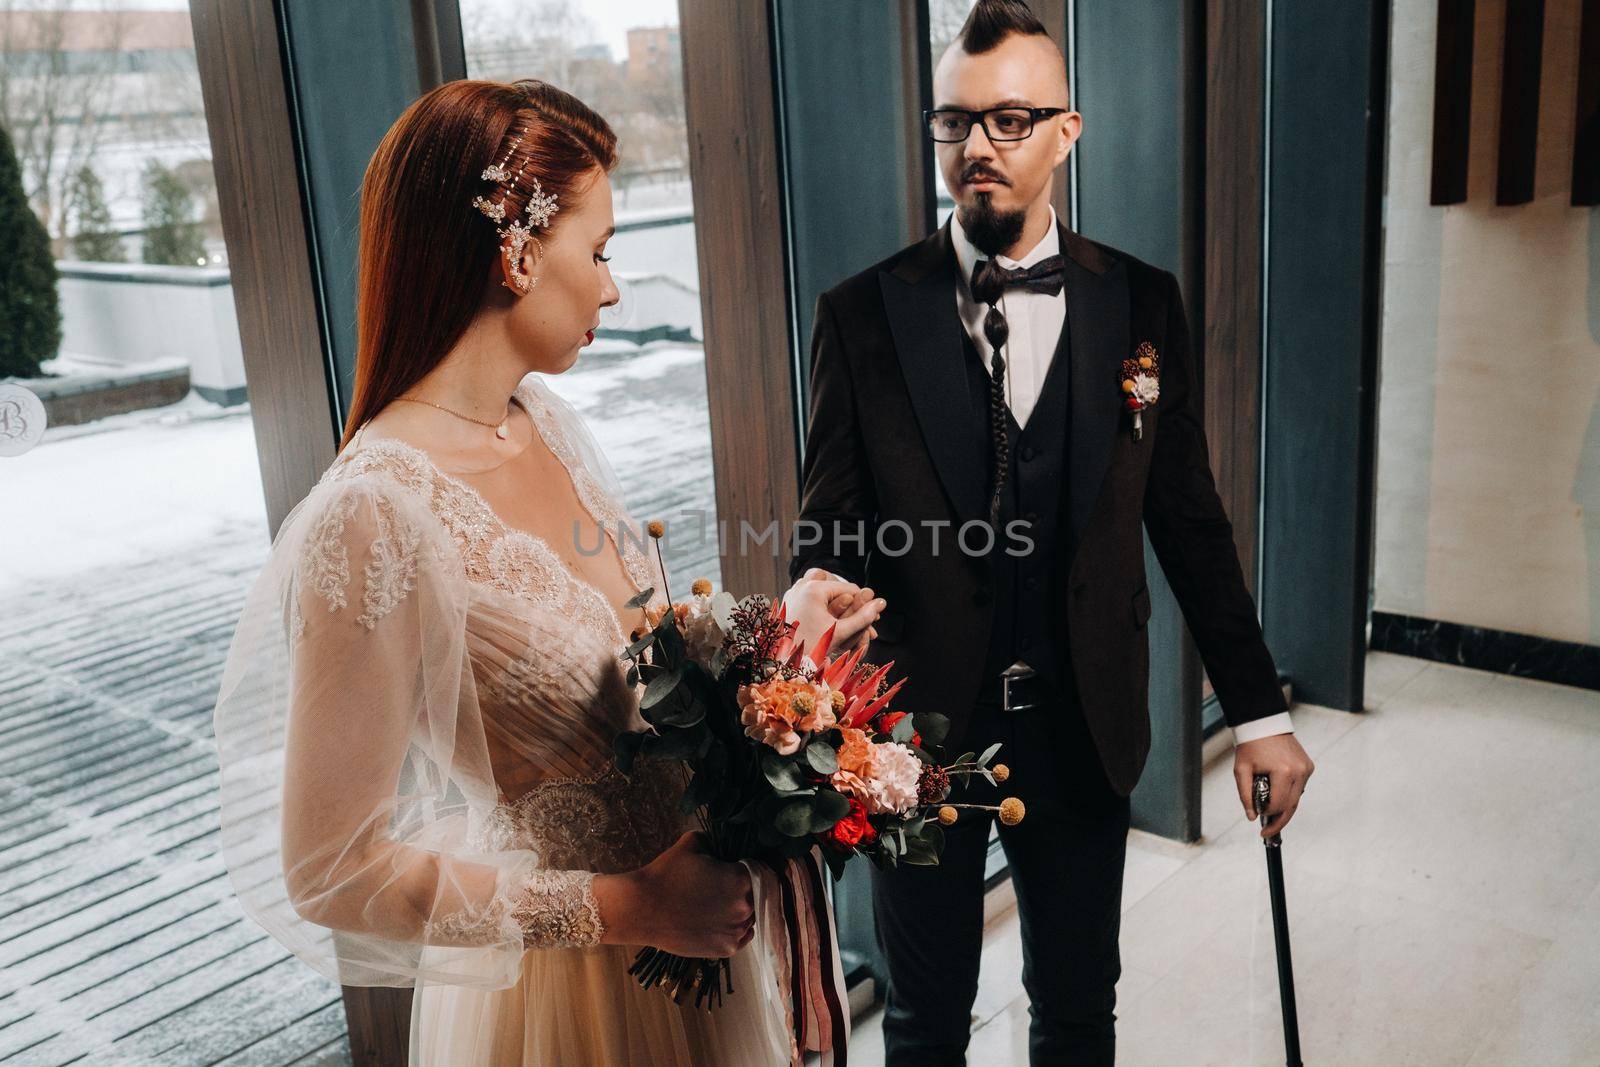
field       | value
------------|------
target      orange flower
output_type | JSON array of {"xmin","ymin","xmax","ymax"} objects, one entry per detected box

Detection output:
[
  {"xmin": 836, "ymin": 727, "xmax": 876, "ymax": 777},
  {"xmin": 737, "ymin": 677, "xmax": 837, "ymax": 754}
]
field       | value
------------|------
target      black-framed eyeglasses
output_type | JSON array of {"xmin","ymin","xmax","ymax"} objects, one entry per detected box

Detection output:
[{"xmin": 923, "ymin": 106, "xmax": 1068, "ymax": 143}]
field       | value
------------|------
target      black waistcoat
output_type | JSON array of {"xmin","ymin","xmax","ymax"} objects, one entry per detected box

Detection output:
[{"xmin": 959, "ymin": 319, "xmax": 1074, "ymax": 686}]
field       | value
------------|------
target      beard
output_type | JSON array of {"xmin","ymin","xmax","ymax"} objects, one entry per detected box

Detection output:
[{"xmin": 957, "ymin": 195, "xmax": 1027, "ymax": 257}]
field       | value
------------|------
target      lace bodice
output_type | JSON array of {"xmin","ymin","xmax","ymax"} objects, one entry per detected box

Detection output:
[
  {"xmin": 318, "ymin": 377, "xmax": 663, "ymax": 653},
  {"xmin": 264, "ymin": 375, "xmax": 683, "ymax": 958}
]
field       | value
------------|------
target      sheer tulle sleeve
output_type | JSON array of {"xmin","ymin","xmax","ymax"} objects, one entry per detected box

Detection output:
[{"xmin": 212, "ymin": 471, "xmax": 608, "ymax": 990}]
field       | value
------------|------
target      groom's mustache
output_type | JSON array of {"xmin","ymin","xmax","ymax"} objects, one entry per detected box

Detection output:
[{"xmin": 960, "ymin": 164, "xmax": 1009, "ymax": 187}]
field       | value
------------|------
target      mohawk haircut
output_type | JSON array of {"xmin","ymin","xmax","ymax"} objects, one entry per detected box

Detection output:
[{"xmin": 957, "ymin": 0, "xmax": 1049, "ymax": 54}]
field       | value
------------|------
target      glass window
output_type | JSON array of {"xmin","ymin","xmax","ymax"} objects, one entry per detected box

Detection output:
[
  {"xmin": 928, "ymin": 0, "xmax": 976, "ymax": 225},
  {"xmin": 0, "ymin": 5, "xmax": 334, "ymax": 1063},
  {"xmin": 460, "ymin": 0, "xmax": 721, "ymax": 595}
]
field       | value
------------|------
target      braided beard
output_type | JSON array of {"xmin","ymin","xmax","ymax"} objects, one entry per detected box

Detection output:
[{"xmin": 958, "ymin": 198, "xmax": 1027, "ymax": 257}]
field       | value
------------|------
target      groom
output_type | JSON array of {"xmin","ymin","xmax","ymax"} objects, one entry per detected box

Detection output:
[{"xmin": 789, "ymin": 1, "xmax": 1314, "ymax": 1063}]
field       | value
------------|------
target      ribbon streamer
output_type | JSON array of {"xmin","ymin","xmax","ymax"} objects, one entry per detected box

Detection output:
[{"xmin": 747, "ymin": 848, "xmax": 851, "ymax": 1066}]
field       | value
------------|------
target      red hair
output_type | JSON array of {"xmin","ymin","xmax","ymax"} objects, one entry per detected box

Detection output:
[{"xmin": 338, "ymin": 79, "xmax": 618, "ymax": 452}]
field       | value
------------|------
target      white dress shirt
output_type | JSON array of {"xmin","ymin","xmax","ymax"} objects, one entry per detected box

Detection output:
[{"xmin": 949, "ymin": 207, "xmax": 1294, "ymax": 746}]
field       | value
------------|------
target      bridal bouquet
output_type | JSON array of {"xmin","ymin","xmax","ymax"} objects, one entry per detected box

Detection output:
[{"xmin": 614, "ymin": 544, "xmax": 1021, "ymax": 1012}]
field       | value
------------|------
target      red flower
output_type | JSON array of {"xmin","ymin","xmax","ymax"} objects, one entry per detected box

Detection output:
[{"xmin": 826, "ymin": 797, "xmax": 878, "ymax": 850}]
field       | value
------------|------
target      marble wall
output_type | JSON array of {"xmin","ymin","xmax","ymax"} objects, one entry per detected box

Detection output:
[{"xmin": 1375, "ymin": 0, "xmax": 1600, "ymax": 646}]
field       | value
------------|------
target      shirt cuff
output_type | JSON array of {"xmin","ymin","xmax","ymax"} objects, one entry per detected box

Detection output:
[{"xmin": 1231, "ymin": 710, "xmax": 1295, "ymax": 746}]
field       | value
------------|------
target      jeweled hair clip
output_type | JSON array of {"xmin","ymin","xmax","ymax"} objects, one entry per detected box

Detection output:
[{"xmin": 471, "ymin": 133, "xmax": 560, "ymax": 292}]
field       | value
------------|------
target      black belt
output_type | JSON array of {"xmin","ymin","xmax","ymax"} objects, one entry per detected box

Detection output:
[{"xmin": 976, "ymin": 664, "xmax": 1050, "ymax": 711}]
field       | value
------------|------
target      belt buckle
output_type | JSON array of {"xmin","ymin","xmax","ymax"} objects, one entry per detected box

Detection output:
[{"xmin": 1000, "ymin": 663, "xmax": 1038, "ymax": 712}]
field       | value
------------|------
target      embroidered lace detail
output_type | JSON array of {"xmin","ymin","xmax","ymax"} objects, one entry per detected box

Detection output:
[
  {"xmin": 469, "ymin": 760, "xmax": 687, "ymax": 872},
  {"xmin": 509, "ymin": 869, "xmax": 604, "ymax": 949},
  {"xmin": 357, "ymin": 488, "xmax": 423, "ymax": 630},
  {"xmin": 301, "ymin": 490, "xmax": 359, "ymax": 615},
  {"xmin": 422, "ymin": 894, "xmax": 519, "ymax": 947},
  {"xmin": 322, "ymin": 383, "xmax": 658, "ymax": 652}
]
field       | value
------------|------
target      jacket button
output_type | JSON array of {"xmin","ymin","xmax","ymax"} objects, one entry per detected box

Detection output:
[
  {"xmin": 1023, "ymin": 576, "xmax": 1037, "ymax": 590},
  {"xmin": 1020, "ymin": 444, "xmax": 1036, "ymax": 461},
  {"xmin": 1024, "ymin": 511, "xmax": 1039, "ymax": 524},
  {"xmin": 972, "ymin": 588, "xmax": 991, "ymax": 606}
]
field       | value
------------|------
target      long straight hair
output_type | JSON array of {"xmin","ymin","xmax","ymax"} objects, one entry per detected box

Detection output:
[{"xmin": 338, "ymin": 79, "xmax": 618, "ymax": 453}]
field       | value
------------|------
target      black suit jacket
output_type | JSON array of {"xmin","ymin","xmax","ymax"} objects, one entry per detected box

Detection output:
[{"xmin": 789, "ymin": 220, "xmax": 1287, "ymax": 797}]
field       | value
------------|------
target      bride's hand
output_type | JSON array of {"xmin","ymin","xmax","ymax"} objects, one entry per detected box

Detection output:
[
  {"xmin": 782, "ymin": 568, "xmax": 884, "ymax": 657},
  {"xmin": 594, "ymin": 831, "xmax": 755, "ymax": 956}
]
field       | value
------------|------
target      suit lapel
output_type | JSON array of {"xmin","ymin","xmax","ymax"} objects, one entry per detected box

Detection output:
[
  {"xmin": 1060, "ymin": 224, "xmax": 1130, "ymax": 552},
  {"xmin": 880, "ymin": 225, "xmax": 987, "ymax": 523}
]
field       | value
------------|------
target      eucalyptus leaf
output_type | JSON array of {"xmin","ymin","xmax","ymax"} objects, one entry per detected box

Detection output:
[
  {"xmin": 809, "ymin": 789, "xmax": 851, "ymax": 829},
  {"xmin": 762, "ymin": 753, "xmax": 807, "ymax": 792},
  {"xmin": 979, "ymin": 742, "xmax": 1002, "ymax": 766},
  {"xmin": 804, "ymin": 741, "xmax": 839, "ymax": 775},
  {"xmin": 624, "ymin": 586, "xmax": 656, "ymax": 609},
  {"xmin": 640, "ymin": 665, "xmax": 685, "ymax": 711},
  {"xmin": 912, "ymin": 711, "xmax": 950, "ymax": 749},
  {"xmin": 890, "ymin": 715, "xmax": 916, "ymax": 743},
  {"xmin": 652, "ymin": 688, "xmax": 706, "ymax": 729},
  {"xmin": 655, "ymin": 616, "xmax": 687, "ymax": 666},
  {"xmin": 775, "ymin": 799, "xmax": 816, "ymax": 837}
]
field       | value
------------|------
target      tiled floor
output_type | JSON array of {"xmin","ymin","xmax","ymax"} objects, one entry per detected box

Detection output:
[{"xmin": 848, "ymin": 653, "xmax": 1600, "ymax": 1066}]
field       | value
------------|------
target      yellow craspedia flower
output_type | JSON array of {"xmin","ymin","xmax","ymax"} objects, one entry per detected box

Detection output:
[
  {"xmin": 1122, "ymin": 378, "xmax": 1137, "ymax": 394},
  {"xmin": 992, "ymin": 763, "xmax": 1010, "ymax": 783},
  {"xmin": 999, "ymin": 797, "xmax": 1026, "ymax": 826},
  {"xmin": 691, "ymin": 577, "xmax": 713, "ymax": 596},
  {"xmin": 1139, "ymin": 356, "xmax": 1154, "ymax": 369},
  {"xmin": 937, "ymin": 805, "xmax": 959, "ymax": 826},
  {"xmin": 646, "ymin": 520, "xmax": 666, "ymax": 538}
]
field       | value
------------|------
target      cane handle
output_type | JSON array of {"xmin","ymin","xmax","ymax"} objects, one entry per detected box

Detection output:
[
  {"xmin": 1254, "ymin": 773, "xmax": 1282, "ymax": 847},
  {"xmin": 1253, "ymin": 773, "xmax": 1271, "ymax": 815}
]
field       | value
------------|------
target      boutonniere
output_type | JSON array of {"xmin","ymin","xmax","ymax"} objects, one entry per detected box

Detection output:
[{"xmin": 1120, "ymin": 341, "xmax": 1161, "ymax": 441}]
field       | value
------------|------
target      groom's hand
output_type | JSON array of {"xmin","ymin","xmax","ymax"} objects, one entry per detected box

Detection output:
[{"xmin": 1233, "ymin": 734, "xmax": 1315, "ymax": 837}]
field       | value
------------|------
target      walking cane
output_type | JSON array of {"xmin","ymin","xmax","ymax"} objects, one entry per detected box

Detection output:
[{"xmin": 1254, "ymin": 773, "xmax": 1303, "ymax": 1067}]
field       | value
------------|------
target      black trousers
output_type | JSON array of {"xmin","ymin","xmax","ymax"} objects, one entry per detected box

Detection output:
[{"xmin": 871, "ymin": 676, "xmax": 1132, "ymax": 1066}]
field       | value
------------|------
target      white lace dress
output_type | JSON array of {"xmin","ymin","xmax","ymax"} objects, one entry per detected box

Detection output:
[{"xmin": 212, "ymin": 376, "xmax": 792, "ymax": 1066}]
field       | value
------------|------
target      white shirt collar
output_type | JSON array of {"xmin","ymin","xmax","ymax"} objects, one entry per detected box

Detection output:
[{"xmin": 951, "ymin": 203, "xmax": 1061, "ymax": 291}]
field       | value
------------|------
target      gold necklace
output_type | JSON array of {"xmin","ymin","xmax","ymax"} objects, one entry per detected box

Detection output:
[{"xmin": 394, "ymin": 393, "xmax": 522, "ymax": 440}]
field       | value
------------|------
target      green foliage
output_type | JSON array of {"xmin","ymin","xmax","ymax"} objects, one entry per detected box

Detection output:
[
  {"xmin": 67, "ymin": 166, "xmax": 124, "ymax": 263},
  {"xmin": 0, "ymin": 123, "xmax": 61, "ymax": 379},
  {"xmin": 141, "ymin": 161, "xmax": 205, "ymax": 266}
]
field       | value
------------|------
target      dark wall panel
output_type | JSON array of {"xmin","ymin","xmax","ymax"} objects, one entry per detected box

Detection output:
[{"xmin": 1259, "ymin": 2, "xmax": 1387, "ymax": 713}]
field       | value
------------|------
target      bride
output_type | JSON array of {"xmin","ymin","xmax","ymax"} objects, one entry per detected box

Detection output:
[{"xmin": 211, "ymin": 78, "xmax": 883, "ymax": 1065}]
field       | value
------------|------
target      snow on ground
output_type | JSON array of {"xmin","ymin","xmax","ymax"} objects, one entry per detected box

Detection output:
[{"xmin": 1, "ymin": 342, "xmax": 716, "ymax": 598}]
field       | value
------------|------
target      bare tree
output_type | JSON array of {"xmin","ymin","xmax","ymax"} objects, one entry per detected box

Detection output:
[
  {"xmin": 0, "ymin": 0, "xmax": 132, "ymax": 245},
  {"xmin": 461, "ymin": 0, "xmax": 597, "ymax": 87},
  {"xmin": 929, "ymin": 0, "xmax": 975, "ymax": 65}
]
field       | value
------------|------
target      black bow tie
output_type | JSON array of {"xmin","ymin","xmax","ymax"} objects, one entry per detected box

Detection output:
[{"xmin": 969, "ymin": 253, "xmax": 1067, "ymax": 306}]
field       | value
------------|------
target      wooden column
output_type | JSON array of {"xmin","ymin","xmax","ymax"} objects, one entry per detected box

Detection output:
[
  {"xmin": 190, "ymin": 0, "xmax": 336, "ymax": 538},
  {"xmin": 680, "ymin": 0, "xmax": 797, "ymax": 598},
  {"xmin": 1203, "ymin": 0, "xmax": 1266, "ymax": 599}
]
